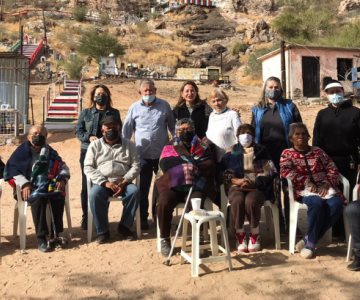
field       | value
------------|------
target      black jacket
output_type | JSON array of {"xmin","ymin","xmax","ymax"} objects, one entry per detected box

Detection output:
[
  {"xmin": 172, "ymin": 101, "xmax": 212, "ymax": 138},
  {"xmin": 313, "ymin": 101, "xmax": 360, "ymax": 173}
]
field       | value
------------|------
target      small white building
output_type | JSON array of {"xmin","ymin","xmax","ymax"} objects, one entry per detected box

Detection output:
[
  {"xmin": 258, "ymin": 45, "xmax": 360, "ymax": 99},
  {"xmin": 99, "ymin": 54, "xmax": 119, "ymax": 76}
]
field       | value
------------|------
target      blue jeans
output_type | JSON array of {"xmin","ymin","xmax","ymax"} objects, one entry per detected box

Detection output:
[
  {"xmin": 302, "ymin": 195, "xmax": 343, "ymax": 245},
  {"xmin": 89, "ymin": 183, "xmax": 138, "ymax": 235},
  {"xmin": 139, "ymin": 158, "xmax": 159, "ymax": 223}
]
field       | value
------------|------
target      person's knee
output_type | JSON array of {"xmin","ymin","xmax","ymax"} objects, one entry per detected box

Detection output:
[
  {"xmin": 304, "ymin": 196, "xmax": 322, "ymax": 209},
  {"xmin": 126, "ymin": 183, "xmax": 138, "ymax": 196},
  {"xmin": 345, "ymin": 201, "xmax": 360, "ymax": 218}
]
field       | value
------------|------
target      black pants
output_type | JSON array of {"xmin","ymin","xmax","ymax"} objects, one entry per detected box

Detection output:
[
  {"xmin": 30, "ymin": 196, "xmax": 65, "ymax": 239},
  {"xmin": 80, "ymin": 148, "xmax": 88, "ymax": 219},
  {"xmin": 345, "ymin": 201, "xmax": 360, "ymax": 258}
]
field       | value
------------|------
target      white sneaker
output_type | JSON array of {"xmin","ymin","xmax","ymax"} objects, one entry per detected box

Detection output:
[
  {"xmin": 248, "ymin": 234, "xmax": 261, "ymax": 252},
  {"xmin": 236, "ymin": 232, "xmax": 248, "ymax": 253},
  {"xmin": 295, "ymin": 239, "xmax": 306, "ymax": 253},
  {"xmin": 300, "ymin": 247, "xmax": 314, "ymax": 259}
]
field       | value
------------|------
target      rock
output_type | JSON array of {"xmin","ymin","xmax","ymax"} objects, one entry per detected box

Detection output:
[{"xmin": 338, "ymin": 0, "xmax": 360, "ymax": 13}]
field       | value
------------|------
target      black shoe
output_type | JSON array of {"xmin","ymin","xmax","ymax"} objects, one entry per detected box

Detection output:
[
  {"xmin": 141, "ymin": 220, "xmax": 149, "ymax": 230},
  {"xmin": 160, "ymin": 238, "xmax": 171, "ymax": 257},
  {"xmin": 49, "ymin": 237, "xmax": 68, "ymax": 249},
  {"xmin": 81, "ymin": 217, "xmax": 87, "ymax": 230},
  {"xmin": 347, "ymin": 256, "xmax": 360, "ymax": 271},
  {"xmin": 95, "ymin": 232, "xmax": 110, "ymax": 244},
  {"xmin": 37, "ymin": 237, "xmax": 52, "ymax": 253},
  {"xmin": 117, "ymin": 223, "xmax": 136, "ymax": 241}
]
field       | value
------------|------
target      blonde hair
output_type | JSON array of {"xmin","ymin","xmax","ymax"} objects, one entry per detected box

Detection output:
[{"xmin": 209, "ymin": 88, "xmax": 229, "ymax": 103}]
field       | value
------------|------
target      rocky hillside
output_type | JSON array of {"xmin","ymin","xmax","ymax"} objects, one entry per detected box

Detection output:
[{"xmin": 1, "ymin": 0, "xmax": 359, "ymax": 81}]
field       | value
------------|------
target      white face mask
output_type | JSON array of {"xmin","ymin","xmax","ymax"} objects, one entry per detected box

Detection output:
[
  {"xmin": 238, "ymin": 133, "xmax": 253, "ymax": 148},
  {"xmin": 142, "ymin": 94, "xmax": 156, "ymax": 103},
  {"xmin": 327, "ymin": 93, "xmax": 344, "ymax": 105}
]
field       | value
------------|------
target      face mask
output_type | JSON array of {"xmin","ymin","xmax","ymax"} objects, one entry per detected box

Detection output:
[
  {"xmin": 95, "ymin": 94, "xmax": 108, "ymax": 106},
  {"xmin": 104, "ymin": 129, "xmax": 118, "ymax": 141},
  {"xmin": 265, "ymin": 89, "xmax": 281, "ymax": 100},
  {"xmin": 142, "ymin": 95, "xmax": 156, "ymax": 103},
  {"xmin": 179, "ymin": 131, "xmax": 195, "ymax": 144},
  {"xmin": 327, "ymin": 93, "xmax": 344, "ymax": 105},
  {"xmin": 31, "ymin": 135, "xmax": 46, "ymax": 147},
  {"xmin": 238, "ymin": 133, "xmax": 253, "ymax": 148}
]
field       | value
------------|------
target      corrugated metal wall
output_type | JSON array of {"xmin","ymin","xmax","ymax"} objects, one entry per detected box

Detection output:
[{"xmin": 0, "ymin": 53, "xmax": 30, "ymax": 124}]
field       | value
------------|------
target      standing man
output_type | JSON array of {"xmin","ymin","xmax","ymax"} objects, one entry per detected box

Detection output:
[{"xmin": 122, "ymin": 79, "xmax": 175, "ymax": 229}]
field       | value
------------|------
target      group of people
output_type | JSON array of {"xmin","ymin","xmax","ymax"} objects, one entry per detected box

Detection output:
[{"xmin": 2, "ymin": 77, "xmax": 360, "ymax": 272}]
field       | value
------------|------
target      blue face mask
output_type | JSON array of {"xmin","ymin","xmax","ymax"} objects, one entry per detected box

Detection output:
[
  {"xmin": 142, "ymin": 95, "xmax": 156, "ymax": 103},
  {"xmin": 327, "ymin": 93, "xmax": 344, "ymax": 105},
  {"xmin": 265, "ymin": 89, "xmax": 281, "ymax": 100}
]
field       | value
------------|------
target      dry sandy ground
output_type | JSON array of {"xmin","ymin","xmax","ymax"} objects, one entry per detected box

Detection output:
[{"xmin": 0, "ymin": 80, "xmax": 360, "ymax": 299}]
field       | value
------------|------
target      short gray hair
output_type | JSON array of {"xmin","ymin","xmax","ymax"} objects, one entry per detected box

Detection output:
[
  {"xmin": 288, "ymin": 122, "xmax": 310, "ymax": 140},
  {"xmin": 175, "ymin": 118, "xmax": 195, "ymax": 132},
  {"xmin": 139, "ymin": 79, "xmax": 155, "ymax": 89}
]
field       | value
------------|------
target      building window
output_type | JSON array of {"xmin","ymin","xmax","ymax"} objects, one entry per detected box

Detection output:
[{"xmin": 337, "ymin": 58, "xmax": 353, "ymax": 81}]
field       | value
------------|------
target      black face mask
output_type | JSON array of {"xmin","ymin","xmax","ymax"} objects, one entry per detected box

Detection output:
[
  {"xmin": 104, "ymin": 129, "xmax": 118, "ymax": 141},
  {"xmin": 32, "ymin": 135, "xmax": 46, "ymax": 147},
  {"xmin": 95, "ymin": 94, "xmax": 108, "ymax": 106},
  {"xmin": 179, "ymin": 131, "xmax": 195, "ymax": 144}
]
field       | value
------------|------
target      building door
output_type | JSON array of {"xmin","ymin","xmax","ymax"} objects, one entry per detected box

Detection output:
[{"xmin": 302, "ymin": 56, "xmax": 320, "ymax": 97}]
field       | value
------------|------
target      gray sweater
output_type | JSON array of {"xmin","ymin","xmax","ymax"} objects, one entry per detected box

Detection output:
[{"xmin": 84, "ymin": 137, "xmax": 140, "ymax": 186}]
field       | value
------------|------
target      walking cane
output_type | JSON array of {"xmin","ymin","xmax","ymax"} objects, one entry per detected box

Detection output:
[{"xmin": 163, "ymin": 185, "xmax": 194, "ymax": 266}]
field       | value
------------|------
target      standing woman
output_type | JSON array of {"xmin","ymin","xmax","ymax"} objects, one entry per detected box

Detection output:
[
  {"xmin": 206, "ymin": 88, "xmax": 242, "ymax": 162},
  {"xmin": 251, "ymin": 76, "xmax": 302, "ymax": 230},
  {"xmin": 313, "ymin": 77, "xmax": 360, "ymax": 238},
  {"xmin": 173, "ymin": 81, "xmax": 212, "ymax": 139},
  {"xmin": 75, "ymin": 84, "xmax": 121, "ymax": 229}
]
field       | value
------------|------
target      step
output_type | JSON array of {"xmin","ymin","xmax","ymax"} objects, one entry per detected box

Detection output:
[
  {"xmin": 53, "ymin": 100, "xmax": 78, "ymax": 104},
  {"xmin": 48, "ymin": 106, "xmax": 78, "ymax": 111},
  {"xmin": 47, "ymin": 110, "xmax": 78, "ymax": 115},
  {"xmin": 49, "ymin": 103, "xmax": 78, "ymax": 108},
  {"xmin": 60, "ymin": 92, "xmax": 79, "ymax": 96}
]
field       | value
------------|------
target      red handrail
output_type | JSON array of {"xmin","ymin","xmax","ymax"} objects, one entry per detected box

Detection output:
[{"xmin": 29, "ymin": 39, "xmax": 44, "ymax": 65}]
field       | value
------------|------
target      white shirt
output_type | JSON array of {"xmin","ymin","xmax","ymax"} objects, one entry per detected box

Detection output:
[{"xmin": 206, "ymin": 108, "xmax": 242, "ymax": 161}]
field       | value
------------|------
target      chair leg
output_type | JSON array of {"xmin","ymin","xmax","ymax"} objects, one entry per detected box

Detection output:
[
  {"xmin": 191, "ymin": 221, "xmax": 200, "ymax": 277},
  {"xmin": 219, "ymin": 216, "xmax": 232, "ymax": 271},
  {"xmin": 271, "ymin": 204, "xmax": 281, "ymax": 250},
  {"xmin": 65, "ymin": 191, "xmax": 72, "ymax": 240},
  {"xmin": 346, "ymin": 234, "xmax": 353, "ymax": 262},
  {"xmin": 289, "ymin": 203, "xmax": 299, "ymax": 254},
  {"xmin": 209, "ymin": 220, "xmax": 219, "ymax": 256},
  {"xmin": 87, "ymin": 200, "xmax": 93, "ymax": 243},
  {"xmin": 13, "ymin": 202, "xmax": 19, "ymax": 237},
  {"xmin": 156, "ymin": 216, "xmax": 161, "ymax": 252},
  {"xmin": 181, "ymin": 219, "xmax": 189, "ymax": 265},
  {"xmin": 18, "ymin": 200, "xmax": 27, "ymax": 251},
  {"xmin": 135, "ymin": 205, "xmax": 141, "ymax": 239}
]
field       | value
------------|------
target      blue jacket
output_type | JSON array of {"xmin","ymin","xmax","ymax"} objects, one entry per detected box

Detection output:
[
  {"xmin": 75, "ymin": 107, "xmax": 121, "ymax": 150},
  {"xmin": 252, "ymin": 99, "xmax": 296, "ymax": 147}
]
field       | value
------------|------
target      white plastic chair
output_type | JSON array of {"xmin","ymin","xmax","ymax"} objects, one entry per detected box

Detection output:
[
  {"xmin": 156, "ymin": 198, "xmax": 214, "ymax": 252},
  {"xmin": 287, "ymin": 174, "xmax": 350, "ymax": 254},
  {"xmin": 13, "ymin": 183, "xmax": 72, "ymax": 251},
  {"xmin": 346, "ymin": 174, "xmax": 359, "ymax": 262},
  {"xmin": 220, "ymin": 184, "xmax": 281, "ymax": 250},
  {"xmin": 87, "ymin": 176, "xmax": 141, "ymax": 243}
]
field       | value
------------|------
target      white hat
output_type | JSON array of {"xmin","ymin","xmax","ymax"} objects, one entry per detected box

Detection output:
[{"xmin": 324, "ymin": 82, "xmax": 343, "ymax": 91}]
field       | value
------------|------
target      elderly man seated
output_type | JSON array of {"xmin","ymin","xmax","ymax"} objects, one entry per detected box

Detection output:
[
  {"xmin": 4, "ymin": 125, "xmax": 70, "ymax": 252},
  {"xmin": 84, "ymin": 115, "xmax": 140, "ymax": 244},
  {"xmin": 156, "ymin": 118, "xmax": 217, "ymax": 257}
]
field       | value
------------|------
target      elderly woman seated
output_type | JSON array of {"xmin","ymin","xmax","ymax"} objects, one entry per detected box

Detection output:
[
  {"xmin": 280, "ymin": 122, "xmax": 344, "ymax": 259},
  {"xmin": 220, "ymin": 124, "xmax": 277, "ymax": 253},
  {"xmin": 156, "ymin": 118, "xmax": 216, "ymax": 257}
]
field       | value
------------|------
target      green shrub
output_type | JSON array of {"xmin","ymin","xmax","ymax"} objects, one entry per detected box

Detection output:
[
  {"xmin": 231, "ymin": 41, "xmax": 248, "ymax": 56},
  {"xmin": 245, "ymin": 45, "xmax": 279, "ymax": 79},
  {"xmin": 73, "ymin": 6, "xmax": 88, "ymax": 22},
  {"xmin": 64, "ymin": 55, "xmax": 84, "ymax": 80},
  {"xmin": 99, "ymin": 12, "xmax": 110, "ymax": 26}
]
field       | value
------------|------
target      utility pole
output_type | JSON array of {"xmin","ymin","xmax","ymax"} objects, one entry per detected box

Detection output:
[
  {"xmin": 42, "ymin": 9, "xmax": 47, "ymax": 54},
  {"xmin": 0, "ymin": 0, "xmax": 4, "ymax": 22},
  {"xmin": 280, "ymin": 40, "xmax": 287, "ymax": 97}
]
